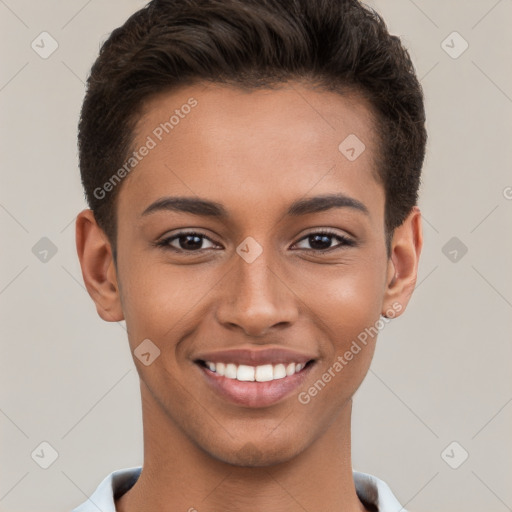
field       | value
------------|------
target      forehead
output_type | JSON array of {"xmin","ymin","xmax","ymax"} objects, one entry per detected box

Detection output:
[{"xmin": 119, "ymin": 81, "xmax": 384, "ymax": 224}]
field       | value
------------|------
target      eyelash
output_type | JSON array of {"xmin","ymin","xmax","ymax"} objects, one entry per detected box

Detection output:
[{"xmin": 154, "ymin": 229, "xmax": 356, "ymax": 255}]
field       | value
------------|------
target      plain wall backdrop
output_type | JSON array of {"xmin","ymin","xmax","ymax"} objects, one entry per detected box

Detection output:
[{"xmin": 1, "ymin": 1, "xmax": 511, "ymax": 511}]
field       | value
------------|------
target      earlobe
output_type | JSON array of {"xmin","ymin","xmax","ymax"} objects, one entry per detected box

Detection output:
[
  {"xmin": 381, "ymin": 206, "xmax": 423, "ymax": 318},
  {"xmin": 75, "ymin": 209, "xmax": 124, "ymax": 322}
]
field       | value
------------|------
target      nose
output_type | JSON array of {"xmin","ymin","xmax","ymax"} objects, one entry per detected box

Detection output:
[{"xmin": 215, "ymin": 250, "xmax": 299, "ymax": 338}]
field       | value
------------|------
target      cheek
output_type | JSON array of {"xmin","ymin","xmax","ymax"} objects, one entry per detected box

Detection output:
[
  {"xmin": 327, "ymin": 275, "xmax": 382, "ymax": 343},
  {"xmin": 117, "ymin": 256, "xmax": 217, "ymax": 348},
  {"xmin": 292, "ymin": 257, "xmax": 386, "ymax": 343},
  {"xmin": 295, "ymin": 264, "xmax": 384, "ymax": 413}
]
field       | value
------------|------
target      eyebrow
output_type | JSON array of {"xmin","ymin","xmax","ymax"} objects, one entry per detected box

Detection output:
[{"xmin": 140, "ymin": 193, "xmax": 369, "ymax": 218}]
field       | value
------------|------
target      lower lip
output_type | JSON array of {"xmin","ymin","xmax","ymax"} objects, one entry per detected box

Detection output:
[{"xmin": 196, "ymin": 362, "xmax": 315, "ymax": 408}]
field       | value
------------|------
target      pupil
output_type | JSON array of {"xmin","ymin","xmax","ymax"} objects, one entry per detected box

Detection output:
[
  {"xmin": 310, "ymin": 234, "xmax": 331, "ymax": 250},
  {"xmin": 181, "ymin": 235, "xmax": 202, "ymax": 250}
]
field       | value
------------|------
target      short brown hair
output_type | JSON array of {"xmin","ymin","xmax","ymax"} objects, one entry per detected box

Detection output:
[{"xmin": 78, "ymin": 0, "xmax": 427, "ymax": 260}]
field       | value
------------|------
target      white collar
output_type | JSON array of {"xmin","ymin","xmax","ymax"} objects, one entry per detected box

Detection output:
[{"xmin": 72, "ymin": 465, "xmax": 407, "ymax": 512}]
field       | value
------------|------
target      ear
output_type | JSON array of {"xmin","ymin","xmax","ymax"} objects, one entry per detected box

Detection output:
[
  {"xmin": 75, "ymin": 209, "xmax": 124, "ymax": 322},
  {"xmin": 381, "ymin": 206, "xmax": 423, "ymax": 318}
]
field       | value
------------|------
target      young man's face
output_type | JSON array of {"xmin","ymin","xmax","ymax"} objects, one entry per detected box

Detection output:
[{"xmin": 77, "ymin": 81, "xmax": 421, "ymax": 466}]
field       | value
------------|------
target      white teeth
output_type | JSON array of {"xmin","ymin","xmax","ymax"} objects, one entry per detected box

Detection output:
[
  {"xmin": 286, "ymin": 362, "xmax": 295, "ymax": 376},
  {"xmin": 216, "ymin": 362, "xmax": 225, "ymax": 377},
  {"xmin": 225, "ymin": 363, "xmax": 237, "ymax": 379},
  {"xmin": 237, "ymin": 365, "xmax": 255, "ymax": 381},
  {"xmin": 204, "ymin": 361, "xmax": 309, "ymax": 381},
  {"xmin": 273, "ymin": 363, "xmax": 287, "ymax": 380},
  {"xmin": 255, "ymin": 364, "xmax": 274, "ymax": 382}
]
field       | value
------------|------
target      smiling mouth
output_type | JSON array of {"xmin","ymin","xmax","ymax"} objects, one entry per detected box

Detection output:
[
  {"xmin": 196, "ymin": 359, "xmax": 316, "ymax": 382},
  {"xmin": 195, "ymin": 358, "xmax": 317, "ymax": 407}
]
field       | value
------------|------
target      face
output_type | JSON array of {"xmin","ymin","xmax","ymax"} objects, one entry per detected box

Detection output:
[{"xmin": 77, "ymin": 81, "xmax": 421, "ymax": 466}]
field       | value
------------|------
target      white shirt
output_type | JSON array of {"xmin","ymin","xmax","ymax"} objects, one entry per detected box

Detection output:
[{"xmin": 71, "ymin": 466, "xmax": 407, "ymax": 512}]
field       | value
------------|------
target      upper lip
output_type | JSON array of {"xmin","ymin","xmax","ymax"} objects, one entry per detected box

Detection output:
[{"xmin": 194, "ymin": 347, "xmax": 317, "ymax": 366}]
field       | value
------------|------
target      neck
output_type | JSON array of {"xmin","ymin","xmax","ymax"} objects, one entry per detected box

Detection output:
[{"xmin": 116, "ymin": 383, "xmax": 368, "ymax": 512}]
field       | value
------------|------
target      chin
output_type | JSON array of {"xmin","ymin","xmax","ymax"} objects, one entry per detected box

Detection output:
[{"xmin": 206, "ymin": 435, "xmax": 304, "ymax": 468}]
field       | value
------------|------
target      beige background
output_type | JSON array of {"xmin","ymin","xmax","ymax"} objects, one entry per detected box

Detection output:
[{"xmin": 1, "ymin": 1, "xmax": 511, "ymax": 511}]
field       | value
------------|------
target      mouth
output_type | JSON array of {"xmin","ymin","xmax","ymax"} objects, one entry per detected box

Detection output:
[{"xmin": 194, "ymin": 357, "xmax": 317, "ymax": 408}]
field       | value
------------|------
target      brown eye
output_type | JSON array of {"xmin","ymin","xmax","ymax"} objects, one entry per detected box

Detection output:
[
  {"xmin": 293, "ymin": 231, "xmax": 356, "ymax": 251},
  {"xmin": 156, "ymin": 232, "xmax": 219, "ymax": 252}
]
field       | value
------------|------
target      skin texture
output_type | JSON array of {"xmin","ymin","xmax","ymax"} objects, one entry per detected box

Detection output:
[{"xmin": 76, "ymin": 81, "xmax": 422, "ymax": 512}]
